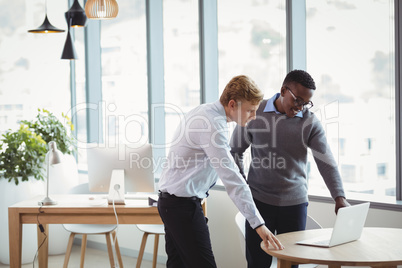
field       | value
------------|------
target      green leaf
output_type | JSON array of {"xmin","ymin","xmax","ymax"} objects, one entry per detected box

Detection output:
[{"xmin": 0, "ymin": 108, "xmax": 76, "ymax": 185}]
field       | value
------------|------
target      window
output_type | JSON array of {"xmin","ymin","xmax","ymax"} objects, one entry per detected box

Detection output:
[
  {"xmin": 306, "ymin": 0, "xmax": 396, "ymax": 200},
  {"xmin": 0, "ymin": 0, "xmax": 71, "ymax": 134},
  {"xmin": 2, "ymin": 0, "xmax": 401, "ymax": 205},
  {"xmin": 163, "ymin": 0, "xmax": 200, "ymax": 151},
  {"xmin": 217, "ymin": 0, "xmax": 287, "ymax": 97},
  {"xmin": 217, "ymin": 0, "xmax": 287, "ymax": 170},
  {"xmin": 99, "ymin": 0, "xmax": 148, "ymax": 146}
]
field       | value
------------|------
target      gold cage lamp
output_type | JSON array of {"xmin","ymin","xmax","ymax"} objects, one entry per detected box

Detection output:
[{"xmin": 85, "ymin": 0, "xmax": 119, "ymax": 19}]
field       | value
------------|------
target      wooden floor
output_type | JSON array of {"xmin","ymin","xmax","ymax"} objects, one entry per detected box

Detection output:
[
  {"xmin": 0, "ymin": 244, "xmax": 165, "ymax": 268},
  {"xmin": 2, "ymin": 247, "xmax": 398, "ymax": 268}
]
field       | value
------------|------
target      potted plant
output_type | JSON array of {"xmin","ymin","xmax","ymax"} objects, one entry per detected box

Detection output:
[
  {"xmin": 0, "ymin": 109, "xmax": 78, "ymax": 263},
  {"xmin": 0, "ymin": 108, "xmax": 76, "ymax": 185},
  {"xmin": 0, "ymin": 125, "xmax": 48, "ymax": 264},
  {"xmin": 20, "ymin": 108, "xmax": 79, "ymax": 255},
  {"xmin": 21, "ymin": 108, "xmax": 76, "ymax": 155},
  {"xmin": 0, "ymin": 124, "xmax": 47, "ymax": 185}
]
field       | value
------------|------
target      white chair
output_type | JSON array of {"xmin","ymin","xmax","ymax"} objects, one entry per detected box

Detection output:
[
  {"xmin": 235, "ymin": 212, "xmax": 278, "ymax": 267},
  {"xmin": 63, "ymin": 224, "xmax": 123, "ymax": 268},
  {"xmin": 305, "ymin": 214, "xmax": 322, "ymax": 230},
  {"xmin": 235, "ymin": 212, "xmax": 321, "ymax": 268},
  {"xmin": 235, "ymin": 212, "xmax": 247, "ymax": 256},
  {"xmin": 63, "ymin": 183, "xmax": 123, "ymax": 268},
  {"xmin": 135, "ymin": 224, "xmax": 165, "ymax": 268}
]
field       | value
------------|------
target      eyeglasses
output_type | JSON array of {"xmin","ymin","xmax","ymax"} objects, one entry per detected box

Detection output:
[{"xmin": 285, "ymin": 86, "xmax": 314, "ymax": 110}]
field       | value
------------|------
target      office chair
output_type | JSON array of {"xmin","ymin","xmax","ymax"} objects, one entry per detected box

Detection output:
[
  {"xmin": 135, "ymin": 224, "xmax": 165, "ymax": 268},
  {"xmin": 305, "ymin": 214, "xmax": 322, "ymax": 230},
  {"xmin": 63, "ymin": 224, "xmax": 123, "ymax": 268},
  {"xmin": 235, "ymin": 212, "xmax": 321, "ymax": 268},
  {"xmin": 63, "ymin": 183, "xmax": 123, "ymax": 268}
]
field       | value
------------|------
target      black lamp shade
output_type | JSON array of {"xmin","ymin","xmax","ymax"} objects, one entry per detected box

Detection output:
[
  {"xmin": 67, "ymin": 0, "xmax": 87, "ymax": 27},
  {"xmin": 61, "ymin": 31, "xmax": 77, "ymax": 60},
  {"xmin": 28, "ymin": 15, "xmax": 65, "ymax": 33}
]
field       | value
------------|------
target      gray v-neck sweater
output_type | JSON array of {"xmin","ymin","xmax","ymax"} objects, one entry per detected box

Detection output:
[{"xmin": 230, "ymin": 99, "xmax": 345, "ymax": 206}]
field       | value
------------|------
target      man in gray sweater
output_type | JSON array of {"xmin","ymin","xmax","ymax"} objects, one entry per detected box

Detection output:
[{"xmin": 230, "ymin": 69, "xmax": 350, "ymax": 268}]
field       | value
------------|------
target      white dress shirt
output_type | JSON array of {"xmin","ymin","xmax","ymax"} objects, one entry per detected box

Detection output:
[{"xmin": 158, "ymin": 100, "xmax": 264, "ymax": 229}]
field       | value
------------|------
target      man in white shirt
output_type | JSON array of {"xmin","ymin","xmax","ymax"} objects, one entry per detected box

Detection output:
[{"xmin": 158, "ymin": 75, "xmax": 284, "ymax": 268}]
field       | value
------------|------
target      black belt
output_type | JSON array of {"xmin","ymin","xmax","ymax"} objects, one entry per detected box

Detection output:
[{"xmin": 158, "ymin": 191, "xmax": 202, "ymax": 202}]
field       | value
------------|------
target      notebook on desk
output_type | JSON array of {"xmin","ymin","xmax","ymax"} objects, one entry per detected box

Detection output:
[{"xmin": 296, "ymin": 202, "xmax": 370, "ymax": 248}]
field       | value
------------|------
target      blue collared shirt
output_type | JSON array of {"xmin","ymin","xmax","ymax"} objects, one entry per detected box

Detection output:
[{"xmin": 263, "ymin": 93, "xmax": 303, "ymax": 118}]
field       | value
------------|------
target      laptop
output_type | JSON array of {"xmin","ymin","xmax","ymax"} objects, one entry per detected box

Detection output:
[{"xmin": 296, "ymin": 202, "xmax": 370, "ymax": 247}]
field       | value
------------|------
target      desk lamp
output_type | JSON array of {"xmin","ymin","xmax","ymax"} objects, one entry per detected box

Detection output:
[{"xmin": 39, "ymin": 141, "xmax": 63, "ymax": 206}]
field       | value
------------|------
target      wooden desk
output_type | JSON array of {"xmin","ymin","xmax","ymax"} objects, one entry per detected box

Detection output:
[
  {"xmin": 261, "ymin": 227, "xmax": 402, "ymax": 268},
  {"xmin": 8, "ymin": 194, "xmax": 167, "ymax": 268}
]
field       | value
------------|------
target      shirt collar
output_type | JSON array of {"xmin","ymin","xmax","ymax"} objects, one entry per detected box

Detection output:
[
  {"xmin": 213, "ymin": 100, "xmax": 228, "ymax": 119},
  {"xmin": 263, "ymin": 93, "xmax": 303, "ymax": 118}
]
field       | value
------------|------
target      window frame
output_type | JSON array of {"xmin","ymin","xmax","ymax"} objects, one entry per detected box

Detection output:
[
  {"xmin": 78, "ymin": 0, "xmax": 402, "ymax": 210},
  {"xmin": 294, "ymin": 0, "xmax": 402, "ymax": 210}
]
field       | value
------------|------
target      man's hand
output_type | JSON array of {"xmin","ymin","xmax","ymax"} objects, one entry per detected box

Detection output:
[
  {"xmin": 335, "ymin": 196, "xmax": 350, "ymax": 214},
  {"xmin": 255, "ymin": 225, "xmax": 284, "ymax": 250}
]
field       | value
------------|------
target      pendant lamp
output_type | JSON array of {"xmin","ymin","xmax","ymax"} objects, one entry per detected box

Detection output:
[
  {"xmin": 61, "ymin": 14, "xmax": 77, "ymax": 60},
  {"xmin": 61, "ymin": 31, "xmax": 77, "ymax": 60},
  {"xmin": 28, "ymin": 0, "xmax": 65, "ymax": 33},
  {"xmin": 85, "ymin": 0, "xmax": 119, "ymax": 19},
  {"xmin": 66, "ymin": 0, "xmax": 87, "ymax": 27}
]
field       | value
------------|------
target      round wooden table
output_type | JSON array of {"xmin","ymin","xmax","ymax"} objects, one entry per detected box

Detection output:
[{"xmin": 260, "ymin": 227, "xmax": 402, "ymax": 268}]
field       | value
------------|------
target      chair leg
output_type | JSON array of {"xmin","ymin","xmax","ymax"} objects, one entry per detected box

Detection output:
[
  {"xmin": 80, "ymin": 234, "xmax": 87, "ymax": 268},
  {"xmin": 152, "ymin": 234, "xmax": 159, "ymax": 268},
  {"xmin": 106, "ymin": 232, "xmax": 116, "ymax": 267},
  {"xmin": 136, "ymin": 232, "xmax": 149, "ymax": 268},
  {"xmin": 111, "ymin": 230, "xmax": 124, "ymax": 268},
  {"xmin": 63, "ymin": 233, "xmax": 76, "ymax": 268}
]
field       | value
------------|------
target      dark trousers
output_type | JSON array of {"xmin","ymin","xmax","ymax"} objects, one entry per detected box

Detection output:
[
  {"xmin": 246, "ymin": 199, "xmax": 308, "ymax": 268},
  {"xmin": 157, "ymin": 195, "xmax": 217, "ymax": 268}
]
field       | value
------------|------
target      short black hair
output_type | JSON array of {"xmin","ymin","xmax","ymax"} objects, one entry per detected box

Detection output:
[{"xmin": 283, "ymin": 69, "xmax": 316, "ymax": 90}]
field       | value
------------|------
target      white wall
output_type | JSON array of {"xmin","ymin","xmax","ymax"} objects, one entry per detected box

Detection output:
[{"xmin": 86, "ymin": 188, "xmax": 402, "ymax": 267}]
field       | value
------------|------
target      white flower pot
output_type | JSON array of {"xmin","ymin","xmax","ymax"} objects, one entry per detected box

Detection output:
[{"xmin": 0, "ymin": 177, "xmax": 45, "ymax": 265}]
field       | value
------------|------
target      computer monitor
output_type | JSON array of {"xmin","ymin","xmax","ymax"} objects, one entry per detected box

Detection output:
[{"xmin": 87, "ymin": 143, "xmax": 155, "ymax": 195}]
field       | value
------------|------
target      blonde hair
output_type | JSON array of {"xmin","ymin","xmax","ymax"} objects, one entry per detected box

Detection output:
[{"xmin": 220, "ymin": 75, "xmax": 263, "ymax": 106}]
